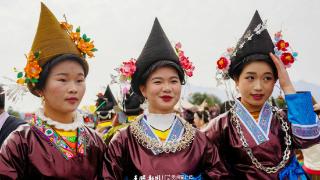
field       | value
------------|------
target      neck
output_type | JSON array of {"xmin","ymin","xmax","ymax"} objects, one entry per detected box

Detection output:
[
  {"xmin": 43, "ymin": 106, "xmax": 74, "ymax": 124},
  {"xmin": 0, "ymin": 109, "xmax": 4, "ymax": 114},
  {"xmin": 199, "ymin": 123, "xmax": 207, "ymax": 129},
  {"xmin": 148, "ymin": 106, "xmax": 174, "ymax": 114},
  {"xmin": 240, "ymin": 99, "xmax": 262, "ymax": 113}
]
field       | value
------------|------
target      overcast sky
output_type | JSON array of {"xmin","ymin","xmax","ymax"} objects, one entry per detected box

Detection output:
[{"xmin": 1, "ymin": 0, "xmax": 319, "ymax": 112}]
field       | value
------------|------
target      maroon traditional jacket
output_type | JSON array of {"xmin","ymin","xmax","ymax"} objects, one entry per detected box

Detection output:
[
  {"xmin": 105, "ymin": 116, "xmax": 230, "ymax": 179},
  {"xmin": 205, "ymin": 111, "xmax": 320, "ymax": 180},
  {"xmin": 0, "ymin": 124, "xmax": 107, "ymax": 179}
]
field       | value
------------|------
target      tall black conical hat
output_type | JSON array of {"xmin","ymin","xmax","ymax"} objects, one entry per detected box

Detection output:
[
  {"xmin": 131, "ymin": 18, "xmax": 180, "ymax": 94},
  {"xmin": 229, "ymin": 11, "xmax": 275, "ymax": 78},
  {"xmin": 122, "ymin": 89, "xmax": 144, "ymax": 115},
  {"xmin": 96, "ymin": 85, "xmax": 117, "ymax": 112}
]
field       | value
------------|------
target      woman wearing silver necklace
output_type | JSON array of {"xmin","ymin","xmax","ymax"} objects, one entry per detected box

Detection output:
[
  {"xmin": 0, "ymin": 3, "xmax": 107, "ymax": 179},
  {"xmin": 205, "ymin": 11, "xmax": 320, "ymax": 179},
  {"xmin": 105, "ymin": 18, "xmax": 229, "ymax": 179}
]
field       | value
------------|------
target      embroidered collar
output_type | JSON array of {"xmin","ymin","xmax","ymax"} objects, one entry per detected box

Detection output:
[
  {"xmin": 234, "ymin": 99, "xmax": 273, "ymax": 145},
  {"xmin": 35, "ymin": 108, "xmax": 84, "ymax": 131},
  {"xmin": 145, "ymin": 112, "xmax": 176, "ymax": 131},
  {"xmin": 142, "ymin": 116, "xmax": 184, "ymax": 146},
  {"xmin": 130, "ymin": 115, "xmax": 195, "ymax": 155},
  {"xmin": 30, "ymin": 115, "xmax": 88, "ymax": 160}
]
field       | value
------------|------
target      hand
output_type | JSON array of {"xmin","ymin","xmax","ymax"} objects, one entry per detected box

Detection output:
[{"xmin": 269, "ymin": 53, "xmax": 296, "ymax": 94}]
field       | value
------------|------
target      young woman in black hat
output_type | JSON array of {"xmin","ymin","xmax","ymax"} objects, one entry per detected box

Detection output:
[
  {"xmin": 205, "ymin": 11, "xmax": 320, "ymax": 179},
  {"xmin": 105, "ymin": 18, "xmax": 229, "ymax": 179}
]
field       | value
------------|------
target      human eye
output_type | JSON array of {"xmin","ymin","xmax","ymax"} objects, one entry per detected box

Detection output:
[{"xmin": 245, "ymin": 76, "xmax": 254, "ymax": 81}]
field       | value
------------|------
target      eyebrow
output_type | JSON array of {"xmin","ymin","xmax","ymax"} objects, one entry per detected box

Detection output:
[
  {"xmin": 245, "ymin": 72, "xmax": 273, "ymax": 75},
  {"xmin": 54, "ymin": 73, "xmax": 85, "ymax": 77},
  {"xmin": 151, "ymin": 76, "xmax": 179, "ymax": 81}
]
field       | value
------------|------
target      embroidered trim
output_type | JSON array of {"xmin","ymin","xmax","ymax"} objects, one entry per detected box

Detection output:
[
  {"xmin": 230, "ymin": 107, "xmax": 292, "ymax": 174},
  {"xmin": 291, "ymin": 118, "xmax": 320, "ymax": 139},
  {"xmin": 30, "ymin": 115, "xmax": 88, "ymax": 160},
  {"xmin": 35, "ymin": 108, "xmax": 84, "ymax": 131},
  {"xmin": 234, "ymin": 100, "xmax": 272, "ymax": 145},
  {"xmin": 141, "ymin": 116, "xmax": 184, "ymax": 155},
  {"xmin": 166, "ymin": 118, "xmax": 184, "ymax": 142},
  {"xmin": 258, "ymin": 102, "xmax": 273, "ymax": 136},
  {"xmin": 130, "ymin": 115, "xmax": 195, "ymax": 155}
]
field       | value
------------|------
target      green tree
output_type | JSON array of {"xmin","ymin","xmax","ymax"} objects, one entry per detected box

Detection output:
[{"xmin": 188, "ymin": 92, "xmax": 221, "ymax": 107}]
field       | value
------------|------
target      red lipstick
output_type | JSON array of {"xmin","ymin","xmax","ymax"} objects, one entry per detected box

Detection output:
[
  {"xmin": 251, "ymin": 94, "xmax": 264, "ymax": 101},
  {"xmin": 65, "ymin": 97, "xmax": 79, "ymax": 104},
  {"xmin": 160, "ymin": 95, "xmax": 173, "ymax": 102}
]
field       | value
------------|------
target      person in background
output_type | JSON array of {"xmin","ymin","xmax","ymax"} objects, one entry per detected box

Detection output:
[
  {"xmin": 0, "ymin": 85, "xmax": 26, "ymax": 147},
  {"xmin": 301, "ymin": 100, "xmax": 320, "ymax": 179},
  {"xmin": 95, "ymin": 85, "xmax": 118, "ymax": 134},
  {"xmin": 193, "ymin": 108, "xmax": 210, "ymax": 130}
]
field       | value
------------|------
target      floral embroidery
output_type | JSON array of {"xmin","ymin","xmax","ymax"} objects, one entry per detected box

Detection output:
[{"xmin": 30, "ymin": 115, "xmax": 88, "ymax": 160}]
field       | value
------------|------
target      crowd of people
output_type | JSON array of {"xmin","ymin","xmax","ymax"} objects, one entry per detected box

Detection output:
[{"xmin": 0, "ymin": 2, "xmax": 319, "ymax": 180}]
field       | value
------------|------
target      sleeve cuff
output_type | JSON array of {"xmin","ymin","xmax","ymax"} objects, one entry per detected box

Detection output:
[
  {"xmin": 291, "ymin": 120, "xmax": 320, "ymax": 139},
  {"xmin": 285, "ymin": 91, "xmax": 320, "ymax": 139}
]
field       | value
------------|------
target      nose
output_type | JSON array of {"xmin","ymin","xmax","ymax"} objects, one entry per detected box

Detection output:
[
  {"xmin": 162, "ymin": 82, "xmax": 172, "ymax": 93},
  {"xmin": 253, "ymin": 80, "xmax": 263, "ymax": 91},
  {"xmin": 68, "ymin": 82, "xmax": 78, "ymax": 94}
]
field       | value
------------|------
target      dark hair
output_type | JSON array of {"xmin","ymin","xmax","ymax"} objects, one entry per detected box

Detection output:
[
  {"xmin": 182, "ymin": 108, "xmax": 194, "ymax": 124},
  {"xmin": 195, "ymin": 109, "xmax": 210, "ymax": 123},
  {"xmin": 34, "ymin": 54, "xmax": 87, "ymax": 92},
  {"xmin": 230, "ymin": 55, "xmax": 278, "ymax": 81},
  {"xmin": 133, "ymin": 60, "xmax": 185, "ymax": 96},
  {"xmin": 219, "ymin": 100, "xmax": 235, "ymax": 114},
  {"xmin": 0, "ymin": 86, "xmax": 4, "ymax": 109}
]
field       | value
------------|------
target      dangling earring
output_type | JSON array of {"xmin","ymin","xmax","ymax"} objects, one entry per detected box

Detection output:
[{"xmin": 40, "ymin": 95, "xmax": 45, "ymax": 106}]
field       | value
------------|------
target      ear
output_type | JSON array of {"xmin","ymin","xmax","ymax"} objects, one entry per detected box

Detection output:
[{"xmin": 139, "ymin": 85, "xmax": 146, "ymax": 98}]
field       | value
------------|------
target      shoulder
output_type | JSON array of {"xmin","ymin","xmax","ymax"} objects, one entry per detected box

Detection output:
[
  {"xmin": 82, "ymin": 125, "xmax": 106, "ymax": 146},
  {"xmin": 204, "ymin": 111, "xmax": 230, "ymax": 131},
  {"xmin": 203, "ymin": 111, "xmax": 231, "ymax": 143},
  {"xmin": 4, "ymin": 116, "xmax": 26, "ymax": 128},
  {"xmin": 108, "ymin": 115, "xmax": 144, "ymax": 147},
  {"xmin": 1, "ymin": 124, "xmax": 32, "ymax": 148}
]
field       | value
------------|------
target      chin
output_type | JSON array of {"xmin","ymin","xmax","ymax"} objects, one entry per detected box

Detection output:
[
  {"xmin": 158, "ymin": 106, "xmax": 174, "ymax": 113},
  {"xmin": 61, "ymin": 106, "xmax": 78, "ymax": 113},
  {"xmin": 250, "ymin": 100, "xmax": 265, "ymax": 107}
]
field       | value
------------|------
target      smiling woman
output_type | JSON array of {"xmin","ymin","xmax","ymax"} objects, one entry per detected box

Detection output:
[
  {"xmin": 0, "ymin": 3, "xmax": 107, "ymax": 179},
  {"xmin": 105, "ymin": 18, "xmax": 229, "ymax": 179}
]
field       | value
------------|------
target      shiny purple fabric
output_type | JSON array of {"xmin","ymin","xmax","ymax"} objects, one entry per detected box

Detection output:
[
  {"xmin": 105, "ymin": 125, "xmax": 230, "ymax": 179},
  {"xmin": 205, "ymin": 112, "xmax": 320, "ymax": 180},
  {"xmin": 0, "ymin": 124, "xmax": 107, "ymax": 179}
]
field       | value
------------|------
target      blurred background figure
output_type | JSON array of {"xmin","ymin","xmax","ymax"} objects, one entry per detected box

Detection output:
[
  {"xmin": 193, "ymin": 108, "xmax": 210, "ymax": 130},
  {"xmin": 0, "ymin": 85, "xmax": 26, "ymax": 147},
  {"xmin": 94, "ymin": 85, "xmax": 118, "ymax": 134},
  {"xmin": 102, "ymin": 89, "xmax": 144, "ymax": 144},
  {"xmin": 300, "ymin": 97, "xmax": 320, "ymax": 180}
]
